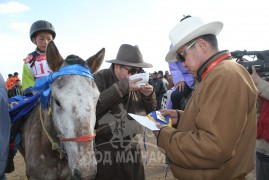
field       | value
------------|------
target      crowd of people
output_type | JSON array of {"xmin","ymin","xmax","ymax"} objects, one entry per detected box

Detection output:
[
  {"xmin": 1, "ymin": 15, "xmax": 269, "ymax": 180},
  {"xmin": 148, "ymin": 66, "xmax": 194, "ymax": 112},
  {"xmin": 5, "ymin": 72, "xmax": 23, "ymax": 98}
]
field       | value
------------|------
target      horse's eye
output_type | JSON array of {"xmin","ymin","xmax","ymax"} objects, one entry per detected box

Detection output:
[{"xmin": 55, "ymin": 99, "xmax": 61, "ymax": 107}]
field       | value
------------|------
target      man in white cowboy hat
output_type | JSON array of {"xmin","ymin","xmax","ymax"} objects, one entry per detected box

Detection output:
[
  {"xmin": 93, "ymin": 44, "xmax": 156, "ymax": 180},
  {"xmin": 154, "ymin": 16, "xmax": 258, "ymax": 179}
]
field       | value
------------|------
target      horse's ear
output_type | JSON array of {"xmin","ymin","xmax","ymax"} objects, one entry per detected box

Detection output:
[
  {"xmin": 86, "ymin": 48, "xmax": 105, "ymax": 73},
  {"xmin": 46, "ymin": 41, "xmax": 64, "ymax": 72}
]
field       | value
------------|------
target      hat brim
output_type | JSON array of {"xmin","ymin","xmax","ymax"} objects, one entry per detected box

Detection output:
[
  {"xmin": 106, "ymin": 59, "xmax": 153, "ymax": 68},
  {"xmin": 165, "ymin": 21, "xmax": 223, "ymax": 62}
]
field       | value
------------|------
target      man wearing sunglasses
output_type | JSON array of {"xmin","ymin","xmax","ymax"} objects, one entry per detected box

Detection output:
[
  {"xmin": 154, "ymin": 16, "xmax": 258, "ymax": 179},
  {"xmin": 93, "ymin": 44, "xmax": 156, "ymax": 180}
]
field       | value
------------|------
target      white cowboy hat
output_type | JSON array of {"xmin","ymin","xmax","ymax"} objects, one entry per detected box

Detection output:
[{"xmin": 165, "ymin": 16, "xmax": 223, "ymax": 62}]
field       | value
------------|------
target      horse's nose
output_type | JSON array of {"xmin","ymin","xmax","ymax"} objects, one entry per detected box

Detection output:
[{"xmin": 73, "ymin": 169, "xmax": 97, "ymax": 180}]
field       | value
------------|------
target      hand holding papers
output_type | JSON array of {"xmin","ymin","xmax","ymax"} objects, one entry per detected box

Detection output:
[{"xmin": 128, "ymin": 111, "xmax": 172, "ymax": 131}]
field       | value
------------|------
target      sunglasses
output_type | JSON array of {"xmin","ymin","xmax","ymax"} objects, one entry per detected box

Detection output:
[
  {"xmin": 122, "ymin": 66, "xmax": 142, "ymax": 75},
  {"xmin": 176, "ymin": 40, "xmax": 197, "ymax": 63}
]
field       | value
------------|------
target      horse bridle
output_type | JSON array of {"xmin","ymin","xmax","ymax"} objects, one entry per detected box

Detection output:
[{"xmin": 39, "ymin": 103, "xmax": 96, "ymax": 159}]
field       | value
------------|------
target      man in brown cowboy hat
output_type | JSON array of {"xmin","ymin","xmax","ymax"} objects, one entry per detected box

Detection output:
[
  {"xmin": 94, "ymin": 44, "xmax": 157, "ymax": 180},
  {"xmin": 154, "ymin": 16, "xmax": 258, "ymax": 179}
]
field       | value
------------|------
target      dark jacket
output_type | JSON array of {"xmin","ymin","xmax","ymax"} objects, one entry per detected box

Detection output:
[
  {"xmin": 93, "ymin": 66, "xmax": 156, "ymax": 180},
  {"xmin": 94, "ymin": 66, "xmax": 156, "ymax": 142},
  {"xmin": 8, "ymin": 85, "xmax": 23, "ymax": 98},
  {"xmin": 150, "ymin": 78, "xmax": 166, "ymax": 97}
]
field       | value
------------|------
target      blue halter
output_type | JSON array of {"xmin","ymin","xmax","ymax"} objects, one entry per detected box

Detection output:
[{"xmin": 33, "ymin": 64, "xmax": 94, "ymax": 108}]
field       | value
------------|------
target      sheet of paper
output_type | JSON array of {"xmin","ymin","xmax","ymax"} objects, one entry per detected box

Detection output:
[{"xmin": 128, "ymin": 113, "xmax": 160, "ymax": 131}]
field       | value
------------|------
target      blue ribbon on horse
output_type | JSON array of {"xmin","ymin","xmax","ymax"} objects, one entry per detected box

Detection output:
[{"xmin": 33, "ymin": 64, "xmax": 93, "ymax": 109}]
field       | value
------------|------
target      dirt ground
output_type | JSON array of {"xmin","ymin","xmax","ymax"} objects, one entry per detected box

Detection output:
[{"xmin": 5, "ymin": 131, "xmax": 256, "ymax": 180}]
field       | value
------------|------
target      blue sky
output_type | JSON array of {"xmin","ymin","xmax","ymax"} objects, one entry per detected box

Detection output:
[{"xmin": 1, "ymin": 0, "xmax": 269, "ymax": 80}]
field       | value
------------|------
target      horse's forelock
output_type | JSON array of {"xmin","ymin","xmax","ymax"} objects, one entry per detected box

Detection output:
[{"xmin": 65, "ymin": 55, "xmax": 86, "ymax": 66}]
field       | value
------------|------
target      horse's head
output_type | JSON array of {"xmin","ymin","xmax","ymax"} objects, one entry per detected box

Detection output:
[{"xmin": 44, "ymin": 41, "xmax": 104, "ymax": 179}]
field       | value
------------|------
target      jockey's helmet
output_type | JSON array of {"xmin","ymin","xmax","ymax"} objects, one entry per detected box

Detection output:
[{"xmin": 29, "ymin": 20, "xmax": 56, "ymax": 42}]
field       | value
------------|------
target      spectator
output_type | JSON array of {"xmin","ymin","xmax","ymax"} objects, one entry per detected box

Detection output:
[
  {"xmin": 158, "ymin": 70, "xmax": 169, "ymax": 90},
  {"xmin": 164, "ymin": 70, "xmax": 174, "ymax": 89},
  {"xmin": 94, "ymin": 44, "xmax": 156, "ymax": 180},
  {"xmin": 5, "ymin": 74, "xmax": 13, "ymax": 90},
  {"xmin": 154, "ymin": 15, "xmax": 257, "ymax": 179},
  {"xmin": 8, "ymin": 79, "xmax": 23, "ymax": 98},
  {"xmin": 10, "ymin": 72, "xmax": 20, "ymax": 89},
  {"xmin": 166, "ymin": 60, "xmax": 195, "ymax": 110},
  {"xmin": 251, "ymin": 66, "xmax": 269, "ymax": 180},
  {"xmin": 149, "ymin": 71, "xmax": 166, "ymax": 110}
]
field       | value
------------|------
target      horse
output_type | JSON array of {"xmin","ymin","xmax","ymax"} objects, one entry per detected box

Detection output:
[{"xmin": 19, "ymin": 41, "xmax": 105, "ymax": 179}]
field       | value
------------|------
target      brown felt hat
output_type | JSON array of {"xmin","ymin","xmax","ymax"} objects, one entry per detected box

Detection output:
[{"xmin": 106, "ymin": 44, "xmax": 153, "ymax": 68}]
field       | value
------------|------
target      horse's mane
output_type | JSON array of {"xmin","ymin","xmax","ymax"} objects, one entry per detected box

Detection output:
[{"xmin": 65, "ymin": 55, "xmax": 86, "ymax": 66}]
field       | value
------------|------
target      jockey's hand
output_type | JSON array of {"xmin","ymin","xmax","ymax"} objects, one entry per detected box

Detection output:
[
  {"xmin": 175, "ymin": 81, "xmax": 185, "ymax": 91},
  {"xmin": 139, "ymin": 84, "xmax": 154, "ymax": 96},
  {"xmin": 251, "ymin": 66, "xmax": 262, "ymax": 85}
]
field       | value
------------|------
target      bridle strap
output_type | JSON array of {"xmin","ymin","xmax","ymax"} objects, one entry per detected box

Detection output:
[
  {"xmin": 58, "ymin": 133, "xmax": 96, "ymax": 142},
  {"xmin": 39, "ymin": 104, "xmax": 96, "ymax": 157},
  {"xmin": 39, "ymin": 105, "xmax": 60, "ymax": 151}
]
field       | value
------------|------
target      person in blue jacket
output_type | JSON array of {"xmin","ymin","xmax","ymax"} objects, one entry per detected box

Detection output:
[
  {"xmin": 0, "ymin": 73, "xmax": 11, "ymax": 180},
  {"xmin": 165, "ymin": 43, "xmax": 195, "ymax": 110}
]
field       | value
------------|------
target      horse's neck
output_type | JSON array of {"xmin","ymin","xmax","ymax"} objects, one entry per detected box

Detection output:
[{"xmin": 20, "ymin": 104, "xmax": 55, "ymax": 155}]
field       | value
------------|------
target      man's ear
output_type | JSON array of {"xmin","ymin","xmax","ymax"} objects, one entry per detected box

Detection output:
[
  {"xmin": 197, "ymin": 38, "xmax": 207, "ymax": 52},
  {"xmin": 114, "ymin": 64, "xmax": 119, "ymax": 69}
]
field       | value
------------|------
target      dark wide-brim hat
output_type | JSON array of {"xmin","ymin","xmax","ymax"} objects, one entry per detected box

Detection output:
[{"xmin": 106, "ymin": 44, "xmax": 153, "ymax": 68}]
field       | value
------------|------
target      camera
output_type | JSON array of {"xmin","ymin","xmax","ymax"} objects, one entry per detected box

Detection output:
[{"xmin": 231, "ymin": 50, "xmax": 269, "ymax": 80}]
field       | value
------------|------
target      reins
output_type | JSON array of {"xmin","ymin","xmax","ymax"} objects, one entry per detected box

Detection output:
[{"xmin": 39, "ymin": 105, "xmax": 60, "ymax": 151}]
